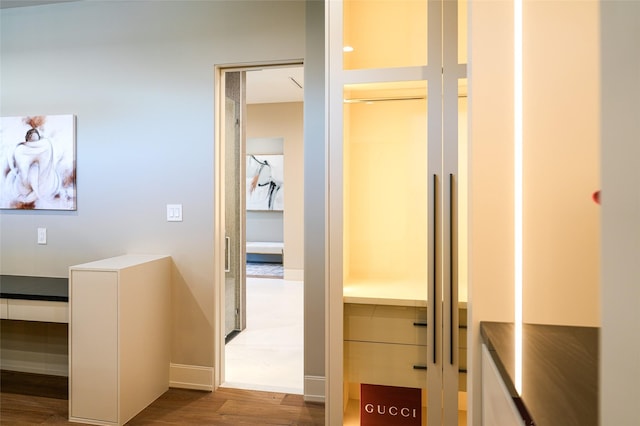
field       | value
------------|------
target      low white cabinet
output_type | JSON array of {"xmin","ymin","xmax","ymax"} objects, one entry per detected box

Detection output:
[{"xmin": 69, "ymin": 254, "xmax": 171, "ymax": 426}]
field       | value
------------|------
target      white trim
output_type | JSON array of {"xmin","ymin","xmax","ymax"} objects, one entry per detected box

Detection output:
[
  {"xmin": 304, "ymin": 375, "xmax": 326, "ymax": 403},
  {"xmin": 214, "ymin": 60, "xmax": 305, "ymax": 393},
  {"xmin": 169, "ymin": 363, "xmax": 214, "ymax": 391}
]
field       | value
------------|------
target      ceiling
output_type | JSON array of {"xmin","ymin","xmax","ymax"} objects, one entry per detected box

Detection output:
[{"xmin": 245, "ymin": 66, "xmax": 304, "ymax": 104}]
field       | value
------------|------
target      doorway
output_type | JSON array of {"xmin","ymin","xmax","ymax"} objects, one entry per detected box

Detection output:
[{"xmin": 214, "ymin": 63, "xmax": 305, "ymax": 394}]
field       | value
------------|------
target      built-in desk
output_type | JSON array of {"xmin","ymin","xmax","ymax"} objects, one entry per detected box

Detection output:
[
  {"xmin": 0, "ymin": 275, "xmax": 68, "ymax": 323},
  {"xmin": 0, "ymin": 275, "xmax": 69, "ymax": 376},
  {"xmin": 481, "ymin": 322, "xmax": 599, "ymax": 426}
]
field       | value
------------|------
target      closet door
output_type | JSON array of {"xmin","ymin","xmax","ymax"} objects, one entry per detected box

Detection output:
[{"xmin": 327, "ymin": 1, "xmax": 467, "ymax": 425}]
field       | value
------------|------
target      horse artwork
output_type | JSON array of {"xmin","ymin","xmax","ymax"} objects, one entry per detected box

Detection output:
[
  {"xmin": 0, "ymin": 115, "xmax": 76, "ymax": 210},
  {"xmin": 246, "ymin": 154, "xmax": 284, "ymax": 211}
]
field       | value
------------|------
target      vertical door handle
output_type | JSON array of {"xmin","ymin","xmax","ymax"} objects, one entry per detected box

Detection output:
[
  {"xmin": 449, "ymin": 173, "xmax": 456, "ymax": 365},
  {"xmin": 225, "ymin": 236, "xmax": 231, "ymax": 273},
  {"xmin": 432, "ymin": 174, "xmax": 438, "ymax": 365}
]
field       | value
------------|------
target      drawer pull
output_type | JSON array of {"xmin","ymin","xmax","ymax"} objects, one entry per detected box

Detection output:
[
  {"xmin": 413, "ymin": 321, "xmax": 427, "ymax": 327},
  {"xmin": 413, "ymin": 365, "xmax": 427, "ymax": 370}
]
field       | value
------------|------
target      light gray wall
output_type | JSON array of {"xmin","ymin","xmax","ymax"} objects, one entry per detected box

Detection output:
[
  {"xmin": 0, "ymin": 0, "xmax": 305, "ymax": 370},
  {"xmin": 600, "ymin": 1, "xmax": 640, "ymax": 424},
  {"xmin": 303, "ymin": 0, "xmax": 326, "ymax": 391}
]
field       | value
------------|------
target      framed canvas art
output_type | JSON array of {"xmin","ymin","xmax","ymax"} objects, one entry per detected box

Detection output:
[
  {"xmin": 0, "ymin": 114, "xmax": 76, "ymax": 210},
  {"xmin": 246, "ymin": 154, "xmax": 284, "ymax": 211}
]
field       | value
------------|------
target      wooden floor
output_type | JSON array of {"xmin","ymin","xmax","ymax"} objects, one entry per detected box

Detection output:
[{"xmin": 0, "ymin": 370, "xmax": 325, "ymax": 425}]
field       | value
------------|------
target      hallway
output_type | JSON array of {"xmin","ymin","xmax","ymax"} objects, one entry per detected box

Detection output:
[{"xmin": 224, "ymin": 275, "xmax": 304, "ymax": 394}]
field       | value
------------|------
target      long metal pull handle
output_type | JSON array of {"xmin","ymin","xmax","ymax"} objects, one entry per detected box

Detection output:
[
  {"xmin": 225, "ymin": 236, "xmax": 231, "ymax": 273},
  {"xmin": 450, "ymin": 173, "xmax": 456, "ymax": 365},
  {"xmin": 432, "ymin": 174, "xmax": 438, "ymax": 365}
]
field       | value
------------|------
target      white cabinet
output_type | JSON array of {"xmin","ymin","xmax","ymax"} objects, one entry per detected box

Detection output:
[
  {"xmin": 69, "ymin": 254, "xmax": 171, "ymax": 426},
  {"xmin": 482, "ymin": 344, "xmax": 524, "ymax": 426}
]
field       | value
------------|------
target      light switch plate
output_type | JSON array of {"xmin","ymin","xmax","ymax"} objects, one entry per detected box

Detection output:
[
  {"xmin": 37, "ymin": 228, "xmax": 47, "ymax": 244},
  {"xmin": 166, "ymin": 204, "xmax": 183, "ymax": 222}
]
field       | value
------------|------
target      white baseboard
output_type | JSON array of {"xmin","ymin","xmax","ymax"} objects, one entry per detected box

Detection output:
[
  {"xmin": 304, "ymin": 375, "xmax": 325, "ymax": 403},
  {"xmin": 169, "ymin": 363, "xmax": 214, "ymax": 391},
  {"xmin": 284, "ymin": 268, "xmax": 304, "ymax": 281}
]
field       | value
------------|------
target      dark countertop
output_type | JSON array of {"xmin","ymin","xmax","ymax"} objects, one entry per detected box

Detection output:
[
  {"xmin": 481, "ymin": 322, "xmax": 599, "ymax": 426},
  {"xmin": 0, "ymin": 275, "xmax": 68, "ymax": 302}
]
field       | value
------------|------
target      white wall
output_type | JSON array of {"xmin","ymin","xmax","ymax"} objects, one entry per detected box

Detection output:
[{"xmin": 0, "ymin": 0, "xmax": 305, "ymax": 378}]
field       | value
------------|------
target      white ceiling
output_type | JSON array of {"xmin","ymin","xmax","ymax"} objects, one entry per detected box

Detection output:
[{"xmin": 246, "ymin": 66, "xmax": 304, "ymax": 104}]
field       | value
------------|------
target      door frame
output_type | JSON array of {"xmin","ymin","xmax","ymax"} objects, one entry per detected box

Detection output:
[{"xmin": 213, "ymin": 60, "xmax": 304, "ymax": 390}]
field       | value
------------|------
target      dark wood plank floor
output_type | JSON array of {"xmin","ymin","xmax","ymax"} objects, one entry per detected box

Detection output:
[{"xmin": 0, "ymin": 370, "xmax": 325, "ymax": 425}]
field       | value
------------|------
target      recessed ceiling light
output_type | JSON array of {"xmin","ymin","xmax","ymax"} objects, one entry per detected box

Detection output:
[{"xmin": 343, "ymin": 46, "xmax": 354, "ymax": 52}]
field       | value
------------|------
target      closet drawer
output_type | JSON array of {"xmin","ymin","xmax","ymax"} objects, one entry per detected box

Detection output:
[
  {"xmin": 344, "ymin": 304, "xmax": 427, "ymax": 345},
  {"xmin": 345, "ymin": 341, "xmax": 427, "ymax": 389},
  {"xmin": 0, "ymin": 299, "xmax": 7, "ymax": 319}
]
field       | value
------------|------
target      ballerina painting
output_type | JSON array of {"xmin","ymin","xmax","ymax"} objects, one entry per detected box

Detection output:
[
  {"xmin": 246, "ymin": 154, "xmax": 284, "ymax": 211},
  {"xmin": 1, "ymin": 115, "xmax": 76, "ymax": 210}
]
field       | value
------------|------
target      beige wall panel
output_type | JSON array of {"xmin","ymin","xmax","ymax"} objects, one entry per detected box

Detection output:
[{"xmin": 522, "ymin": 0, "xmax": 600, "ymax": 327}]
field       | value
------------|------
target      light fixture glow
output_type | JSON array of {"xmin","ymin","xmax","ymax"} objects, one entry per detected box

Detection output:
[
  {"xmin": 343, "ymin": 46, "xmax": 354, "ymax": 52},
  {"xmin": 514, "ymin": 0, "xmax": 523, "ymax": 395}
]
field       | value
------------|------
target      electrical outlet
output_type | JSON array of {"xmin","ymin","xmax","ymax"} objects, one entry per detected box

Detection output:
[{"xmin": 37, "ymin": 228, "xmax": 47, "ymax": 245}]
